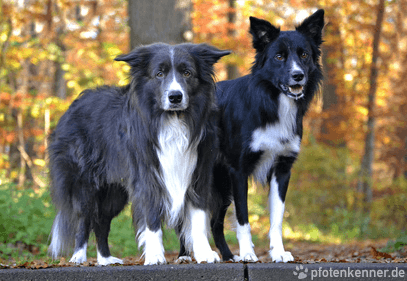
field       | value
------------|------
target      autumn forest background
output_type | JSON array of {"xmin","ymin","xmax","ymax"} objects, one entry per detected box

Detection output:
[{"xmin": 0, "ymin": 0, "xmax": 406, "ymax": 263}]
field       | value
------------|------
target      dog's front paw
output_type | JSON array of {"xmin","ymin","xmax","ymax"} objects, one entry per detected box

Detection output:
[
  {"xmin": 69, "ymin": 249, "xmax": 87, "ymax": 264},
  {"xmin": 144, "ymin": 254, "xmax": 167, "ymax": 265},
  {"xmin": 175, "ymin": 256, "xmax": 192, "ymax": 263},
  {"xmin": 269, "ymin": 248, "xmax": 294, "ymax": 263},
  {"xmin": 231, "ymin": 255, "xmax": 241, "ymax": 262},
  {"xmin": 195, "ymin": 250, "xmax": 220, "ymax": 264},
  {"xmin": 97, "ymin": 255, "xmax": 123, "ymax": 266},
  {"xmin": 239, "ymin": 250, "xmax": 259, "ymax": 262},
  {"xmin": 239, "ymin": 245, "xmax": 258, "ymax": 262}
]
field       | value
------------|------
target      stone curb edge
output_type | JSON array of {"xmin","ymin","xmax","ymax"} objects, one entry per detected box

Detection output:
[{"xmin": 1, "ymin": 263, "xmax": 407, "ymax": 281}]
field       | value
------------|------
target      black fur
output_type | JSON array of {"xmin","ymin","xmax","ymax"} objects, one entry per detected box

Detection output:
[
  {"xmin": 207, "ymin": 10, "xmax": 324, "ymax": 262},
  {"xmin": 48, "ymin": 43, "xmax": 230, "ymax": 264}
]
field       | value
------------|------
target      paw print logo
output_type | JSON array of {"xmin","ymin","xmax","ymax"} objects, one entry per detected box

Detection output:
[{"xmin": 293, "ymin": 265, "xmax": 308, "ymax": 279}]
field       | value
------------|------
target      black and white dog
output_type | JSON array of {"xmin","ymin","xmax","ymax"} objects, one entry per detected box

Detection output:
[
  {"xmin": 209, "ymin": 10, "xmax": 325, "ymax": 263},
  {"xmin": 48, "ymin": 43, "xmax": 230, "ymax": 265}
]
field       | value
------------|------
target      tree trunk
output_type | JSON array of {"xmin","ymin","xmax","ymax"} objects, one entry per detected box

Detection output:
[
  {"xmin": 54, "ymin": 62, "xmax": 67, "ymax": 99},
  {"xmin": 357, "ymin": 0, "xmax": 385, "ymax": 205},
  {"xmin": 404, "ymin": 136, "xmax": 407, "ymax": 179},
  {"xmin": 319, "ymin": 16, "xmax": 346, "ymax": 148},
  {"xmin": 15, "ymin": 58, "xmax": 30, "ymax": 188},
  {"xmin": 53, "ymin": 1, "xmax": 67, "ymax": 99},
  {"xmin": 226, "ymin": 0, "xmax": 239, "ymax": 80},
  {"xmin": 128, "ymin": 0, "xmax": 192, "ymax": 49}
]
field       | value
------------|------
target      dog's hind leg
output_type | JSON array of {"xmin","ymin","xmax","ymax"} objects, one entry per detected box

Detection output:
[
  {"xmin": 176, "ymin": 227, "xmax": 192, "ymax": 263},
  {"xmin": 94, "ymin": 217, "xmax": 124, "ymax": 266},
  {"xmin": 69, "ymin": 182, "xmax": 96, "ymax": 264},
  {"xmin": 268, "ymin": 157, "xmax": 295, "ymax": 263},
  {"xmin": 211, "ymin": 202, "xmax": 234, "ymax": 261},
  {"xmin": 232, "ymin": 171, "xmax": 258, "ymax": 262},
  {"xmin": 211, "ymin": 163, "xmax": 235, "ymax": 261},
  {"xmin": 69, "ymin": 215, "xmax": 91, "ymax": 264},
  {"xmin": 94, "ymin": 184, "xmax": 127, "ymax": 266}
]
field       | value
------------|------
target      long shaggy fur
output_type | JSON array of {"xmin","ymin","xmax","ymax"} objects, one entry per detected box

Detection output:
[{"xmin": 48, "ymin": 43, "xmax": 230, "ymax": 264}]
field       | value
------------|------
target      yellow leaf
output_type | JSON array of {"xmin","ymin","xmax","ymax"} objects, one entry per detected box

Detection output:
[
  {"xmin": 61, "ymin": 63, "xmax": 70, "ymax": 71},
  {"xmin": 31, "ymin": 106, "xmax": 40, "ymax": 118},
  {"xmin": 0, "ymin": 32, "xmax": 7, "ymax": 42},
  {"xmin": 33, "ymin": 159, "xmax": 46, "ymax": 167},
  {"xmin": 67, "ymin": 80, "xmax": 77, "ymax": 88},
  {"xmin": 357, "ymin": 106, "xmax": 368, "ymax": 116}
]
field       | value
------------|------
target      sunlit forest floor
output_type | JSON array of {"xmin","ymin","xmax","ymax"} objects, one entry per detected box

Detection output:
[
  {"xmin": 2, "ymin": 238, "xmax": 406, "ymax": 269},
  {"xmin": 1, "ymin": 195, "xmax": 406, "ymax": 269}
]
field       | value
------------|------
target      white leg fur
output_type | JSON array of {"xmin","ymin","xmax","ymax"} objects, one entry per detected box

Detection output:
[
  {"xmin": 139, "ymin": 228, "xmax": 166, "ymax": 265},
  {"xmin": 236, "ymin": 223, "xmax": 258, "ymax": 262},
  {"xmin": 69, "ymin": 243, "xmax": 87, "ymax": 264},
  {"xmin": 269, "ymin": 174, "xmax": 294, "ymax": 263},
  {"xmin": 97, "ymin": 250, "xmax": 123, "ymax": 266},
  {"xmin": 187, "ymin": 206, "xmax": 220, "ymax": 263}
]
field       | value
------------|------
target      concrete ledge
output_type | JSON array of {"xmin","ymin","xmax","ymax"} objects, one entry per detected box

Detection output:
[
  {"xmin": 1, "ymin": 263, "xmax": 407, "ymax": 281},
  {"xmin": 0, "ymin": 263, "xmax": 244, "ymax": 281}
]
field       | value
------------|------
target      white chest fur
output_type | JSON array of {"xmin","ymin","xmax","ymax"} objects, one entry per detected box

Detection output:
[
  {"xmin": 250, "ymin": 94, "xmax": 300, "ymax": 184},
  {"xmin": 157, "ymin": 114, "xmax": 198, "ymax": 227}
]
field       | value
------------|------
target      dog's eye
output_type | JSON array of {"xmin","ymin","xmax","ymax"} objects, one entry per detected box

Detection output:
[
  {"xmin": 156, "ymin": 71, "xmax": 164, "ymax": 78},
  {"xmin": 301, "ymin": 52, "xmax": 309, "ymax": 59},
  {"xmin": 275, "ymin": 54, "xmax": 284, "ymax": 61},
  {"xmin": 183, "ymin": 70, "xmax": 191, "ymax": 77}
]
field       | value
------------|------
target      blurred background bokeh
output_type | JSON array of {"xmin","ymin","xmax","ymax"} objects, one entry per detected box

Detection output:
[{"xmin": 0, "ymin": 0, "xmax": 406, "ymax": 263}]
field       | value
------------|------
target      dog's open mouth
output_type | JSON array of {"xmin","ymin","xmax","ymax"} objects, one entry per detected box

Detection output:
[{"xmin": 280, "ymin": 84, "xmax": 304, "ymax": 100}]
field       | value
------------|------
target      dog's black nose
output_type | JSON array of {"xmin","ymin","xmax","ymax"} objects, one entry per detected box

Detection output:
[
  {"xmin": 292, "ymin": 71, "xmax": 305, "ymax": 82},
  {"xmin": 168, "ymin": 91, "xmax": 183, "ymax": 104}
]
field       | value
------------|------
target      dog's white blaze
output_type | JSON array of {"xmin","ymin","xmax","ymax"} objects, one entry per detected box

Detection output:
[
  {"xmin": 168, "ymin": 49, "xmax": 183, "ymax": 93},
  {"xmin": 69, "ymin": 243, "xmax": 87, "ymax": 264},
  {"xmin": 157, "ymin": 114, "xmax": 198, "ymax": 227},
  {"xmin": 236, "ymin": 223, "xmax": 258, "ymax": 262},
  {"xmin": 138, "ymin": 227, "xmax": 166, "ymax": 265},
  {"xmin": 163, "ymin": 48, "xmax": 188, "ymax": 110},
  {"xmin": 250, "ymin": 94, "xmax": 300, "ymax": 184},
  {"xmin": 168, "ymin": 77, "xmax": 183, "ymax": 92},
  {"xmin": 291, "ymin": 61, "xmax": 303, "ymax": 74},
  {"xmin": 269, "ymin": 173, "xmax": 293, "ymax": 263},
  {"xmin": 97, "ymin": 251, "xmax": 123, "ymax": 266},
  {"xmin": 185, "ymin": 205, "xmax": 220, "ymax": 263}
]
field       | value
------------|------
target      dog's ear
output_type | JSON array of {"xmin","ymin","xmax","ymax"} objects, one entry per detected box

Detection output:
[
  {"xmin": 191, "ymin": 44, "xmax": 231, "ymax": 65},
  {"xmin": 114, "ymin": 46, "xmax": 150, "ymax": 68},
  {"xmin": 249, "ymin": 16, "xmax": 280, "ymax": 52},
  {"xmin": 296, "ymin": 9, "xmax": 325, "ymax": 45}
]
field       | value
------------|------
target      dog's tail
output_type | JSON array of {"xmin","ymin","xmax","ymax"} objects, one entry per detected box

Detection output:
[{"xmin": 48, "ymin": 210, "xmax": 75, "ymax": 258}]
